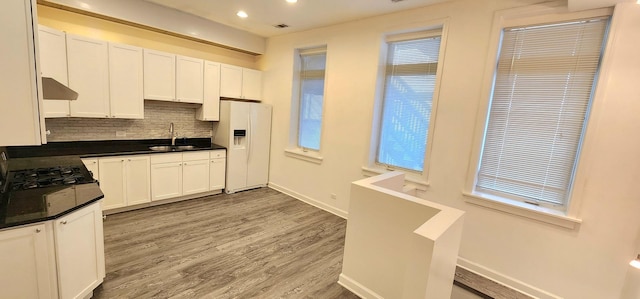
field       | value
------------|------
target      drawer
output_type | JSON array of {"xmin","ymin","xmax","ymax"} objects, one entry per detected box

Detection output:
[
  {"xmin": 150, "ymin": 153, "xmax": 182, "ymax": 164},
  {"xmin": 210, "ymin": 150, "xmax": 226, "ymax": 159},
  {"xmin": 183, "ymin": 151, "xmax": 210, "ymax": 162}
]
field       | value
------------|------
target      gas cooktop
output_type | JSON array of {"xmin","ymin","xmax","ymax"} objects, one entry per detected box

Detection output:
[{"xmin": 9, "ymin": 166, "xmax": 90, "ymax": 191}]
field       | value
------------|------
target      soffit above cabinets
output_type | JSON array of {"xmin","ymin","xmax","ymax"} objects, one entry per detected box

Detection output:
[
  {"xmin": 568, "ymin": 0, "xmax": 635, "ymax": 11},
  {"xmin": 39, "ymin": 0, "xmax": 452, "ymax": 54},
  {"xmin": 144, "ymin": 0, "xmax": 451, "ymax": 38},
  {"xmin": 39, "ymin": 0, "xmax": 267, "ymax": 55}
]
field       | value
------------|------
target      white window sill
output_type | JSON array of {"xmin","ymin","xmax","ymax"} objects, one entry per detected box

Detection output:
[
  {"xmin": 284, "ymin": 148, "xmax": 323, "ymax": 164},
  {"xmin": 361, "ymin": 166, "xmax": 429, "ymax": 191},
  {"xmin": 462, "ymin": 191, "xmax": 582, "ymax": 230}
]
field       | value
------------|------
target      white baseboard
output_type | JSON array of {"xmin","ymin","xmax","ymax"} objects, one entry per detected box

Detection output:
[
  {"xmin": 457, "ymin": 257, "xmax": 561, "ymax": 299},
  {"xmin": 268, "ymin": 182, "xmax": 349, "ymax": 219},
  {"xmin": 338, "ymin": 273, "xmax": 384, "ymax": 299}
]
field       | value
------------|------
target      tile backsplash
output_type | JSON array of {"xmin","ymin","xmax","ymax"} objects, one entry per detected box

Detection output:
[{"xmin": 45, "ymin": 101, "xmax": 214, "ymax": 142}]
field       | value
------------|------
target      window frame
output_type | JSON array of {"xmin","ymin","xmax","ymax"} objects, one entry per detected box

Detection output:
[
  {"xmin": 364, "ymin": 24, "xmax": 449, "ymax": 188},
  {"xmin": 285, "ymin": 46, "xmax": 328, "ymax": 164},
  {"xmin": 463, "ymin": 4, "xmax": 614, "ymax": 229}
]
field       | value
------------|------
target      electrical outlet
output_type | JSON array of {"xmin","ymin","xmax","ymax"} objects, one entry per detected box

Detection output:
[
  {"xmin": 330, "ymin": 193, "xmax": 337, "ymax": 200},
  {"xmin": 116, "ymin": 131, "xmax": 126, "ymax": 137},
  {"xmin": 209, "ymin": 130, "xmax": 214, "ymax": 137}
]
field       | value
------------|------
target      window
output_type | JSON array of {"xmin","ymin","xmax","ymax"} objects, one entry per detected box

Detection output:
[
  {"xmin": 376, "ymin": 31, "xmax": 443, "ymax": 173},
  {"xmin": 296, "ymin": 47, "xmax": 327, "ymax": 151},
  {"xmin": 475, "ymin": 16, "xmax": 610, "ymax": 208}
]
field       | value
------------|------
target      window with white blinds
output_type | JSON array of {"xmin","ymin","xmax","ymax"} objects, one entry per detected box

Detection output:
[
  {"xmin": 297, "ymin": 48, "xmax": 327, "ymax": 151},
  {"xmin": 376, "ymin": 33, "xmax": 442, "ymax": 172},
  {"xmin": 476, "ymin": 16, "xmax": 609, "ymax": 206}
]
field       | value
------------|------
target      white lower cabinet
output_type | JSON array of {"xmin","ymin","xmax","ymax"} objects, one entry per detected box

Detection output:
[
  {"xmin": 0, "ymin": 200, "xmax": 105, "ymax": 299},
  {"xmin": 210, "ymin": 150, "xmax": 226, "ymax": 191},
  {"xmin": 182, "ymin": 151, "xmax": 210, "ymax": 196},
  {"xmin": 0, "ymin": 223, "xmax": 55, "ymax": 299},
  {"xmin": 81, "ymin": 158, "xmax": 99, "ymax": 180},
  {"xmin": 151, "ymin": 151, "xmax": 225, "ymax": 201},
  {"xmin": 54, "ymin": 201, "xmax": 105, "ymax": 299},
  {"xmin": 150, "ymin": 153, "xmax": 183, "ymax": 201},
  {"xmin": 98, "ymin": 155, "xmax": 150, "ymax": 210}
]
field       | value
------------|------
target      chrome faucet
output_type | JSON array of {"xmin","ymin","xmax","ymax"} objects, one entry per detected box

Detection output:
[{"xmin": 169, "ymin": 122, "xmax": 176, "ymax": 146}]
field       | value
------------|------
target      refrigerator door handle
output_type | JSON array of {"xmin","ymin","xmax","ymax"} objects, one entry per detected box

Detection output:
[{"xmin": 247, "ymin": 115, "xmax": 252, "ymax": 163}]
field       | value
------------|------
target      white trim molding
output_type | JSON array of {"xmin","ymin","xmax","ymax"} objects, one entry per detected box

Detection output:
[
  {"xmin": 284, "ymin": 148, "xmax": 324, "ymax": 164},
  {"xmin": 268, "ymin": 182, "xmax": 347, "ymax": 219},
  {"xmin": 462, "ymin": 192, "xmax": 582, "ymax": 230},
  {"xmin": 457, "ymin": 257, "xmax": 563, "ymax": 299}
]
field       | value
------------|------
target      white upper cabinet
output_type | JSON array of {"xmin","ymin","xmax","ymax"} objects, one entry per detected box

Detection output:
[
  {"xmin": 220, "ymin": 64, "xmax": 262, "ymax": 101},
  {"xmin": 143, "ymin": 49, "xmax": 176, "ymax": 101},
  {"xmin": 0, "ymin": 0, "xmax": 44, "ymax": 146},
  {"xmin": 176, "ymin": 55, "xmax": 204, "ymax": 104},
  {"xmin": 38, "ymin": 25, "xmax": 71, "ymax": 118},
  {"xmin": 109, "ymin": 42, "xmax": 144, "ymax": 119},
  {"xmin": 67, "ymin": 34, "xmax": 110, "ymax": 118},
  {"xmin": 196, "ymin": 60, "xmax": 221, "ymax": 121},
  {"xmin": 220, "ymin": 64, "xmax": 243, "ymax": 99},
  {"xmin": 241, "ymin": 68, "xmax": 262, "ymax": 101}
]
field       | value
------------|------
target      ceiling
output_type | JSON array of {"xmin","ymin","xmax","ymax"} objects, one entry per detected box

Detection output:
[{"xmin": 144, "ymin": 0, "xmax": 451, "ymax": 37}]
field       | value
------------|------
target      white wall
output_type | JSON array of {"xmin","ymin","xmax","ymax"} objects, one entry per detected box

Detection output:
[{"xmin": 259, "ymin": 0, "xmax": 640, "ymax": 298}]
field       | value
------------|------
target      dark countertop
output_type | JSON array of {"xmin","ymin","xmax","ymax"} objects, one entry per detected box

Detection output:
[
  {"xmin": 0, "ymin": 155, "xmax": 104, "ymax": 230},
  {"xmin": 6, "ymin": 138, "xmax": 226, "ymax": 159},
  {"xmin": 0, "ymin": 138, "xmax": 225, "ymax": 230}
]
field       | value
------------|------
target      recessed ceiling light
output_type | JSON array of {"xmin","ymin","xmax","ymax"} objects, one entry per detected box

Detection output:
[
  {"xmin": 286, "ymin": 0, "xmax": 298, "ymax": 3},
  {"xmin": 237, "ymin": 10, "xmax": 248, "ymax": 18}
]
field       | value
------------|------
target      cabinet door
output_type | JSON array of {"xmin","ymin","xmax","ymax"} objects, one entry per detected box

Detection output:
[
  {"xmin": 182, "ymin": 159, "xmax": 209, "ymax": 195},
  {"xmin": 39, "ymin": 25, "xmax": 71, "ymax": 118},
  {"xmin": 151, "ymin": 162, "xmax": 183, "ymax": 201},
  {"xmin": 67, "ymin": 34, "xmax": 110, "ymax": 118},
  {"xmin": 0, "ymin": 223, "xmax": 54, "ymax": 299},
  {"xmin": 210, "ymin": 158, "xmax": 226, "ymax": 191},
  {"xmin": 143, "ymin": 49, "xmax": 175, "ymax": 101},
  {"xmin": 109, "ymin": 43, "xmax": 144, "ymax": 119},
  {"xmin": 0, "ymin": 0, "xmax": 44, "ymax": 146},
  {"xmin": 82, "ymin": 158, "xmax": 99, "ymax": 180},
  {"xmin": 242, "ymin": 68, "xmax": 262, "ymax": 101},
  {"xmin": 125, "ymin": 156, "xmax": 151, "ymax": 206},
  {"xmin": 55, "ymin": 202, "xmax": 105, "ymax": 299},
  {"xmin": 220, "ymin": 64, "xmax": 242, "ymax": 99},
  {"xmin": 176, "ymin": 55, "xmax": 204, "ymax": 104},
  {"xmin": 197, "ymin": 61, "xmax": 220, "ymax": 121},
  {"xmin": 98, "ymin": 157, "xmax": 126, "ymax": 210}
]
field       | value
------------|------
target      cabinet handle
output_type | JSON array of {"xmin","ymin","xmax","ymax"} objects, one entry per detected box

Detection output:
[
  {"xmin": 60, "ymin": 220, "xmax": 67, "ymax": 225},
  {"xmin": 128, "ymin": 159, "xmax": 131, "ymax": 162},
  {"xmin": 102, "ymin": 215, "xmax": 107, "ymax": 220},
  {"xmin": 35, "ymin": 228, "xmax": 41, "ymax": 233}
]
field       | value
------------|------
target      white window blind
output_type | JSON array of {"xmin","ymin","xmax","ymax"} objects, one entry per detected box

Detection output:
[
  {"xmin": 377, "ymin": 34, "xmax": 441, "ymax": 172},
  {"xmin": 476, "ymin": 17, "xmax": 609, "ymax": 206},
  {"xmin": 297, "ymin": 48, "xmax": 326, "ymax": 151}
]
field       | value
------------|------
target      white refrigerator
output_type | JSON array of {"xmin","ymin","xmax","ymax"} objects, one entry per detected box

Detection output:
[{"xmin": 214, "ymin": 100, "xmax": 272, "ymax": 194}]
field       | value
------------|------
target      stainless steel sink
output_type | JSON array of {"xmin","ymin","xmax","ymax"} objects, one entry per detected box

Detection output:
[
  {"xmin": 148, "ymin": 145, "xmax": 196, "ymax": 151},
  {"xmin": 175, "ymin": 145, "xmax": 195, "ymax": 150}
]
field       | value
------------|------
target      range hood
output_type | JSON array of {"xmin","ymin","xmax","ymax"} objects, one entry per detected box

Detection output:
[{"xmin": 41, "ymin": 77, "xmax": 78, "ymax": 100}]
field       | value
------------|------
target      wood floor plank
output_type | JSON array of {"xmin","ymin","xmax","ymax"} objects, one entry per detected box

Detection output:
[{"xmin": 93, "ymin": 188, "xmax": 358, "ymax": 299}]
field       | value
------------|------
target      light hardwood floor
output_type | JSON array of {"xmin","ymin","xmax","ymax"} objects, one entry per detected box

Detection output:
[{"xmin": 93, "ymin": 188, "xmax": 359, "ymax": 299}]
